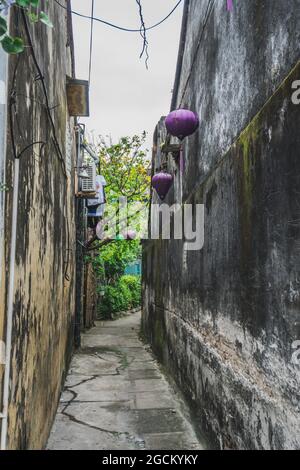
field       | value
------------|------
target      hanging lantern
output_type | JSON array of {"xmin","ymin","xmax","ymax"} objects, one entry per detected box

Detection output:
[
  {"xmin": 124, "ymin": 230, "xmax": 137, "ymax": 241},
  {"xmin": 152, "ymin": 172, "xmax": 173, "ymax": 200},
  {"xmin": 165, "ymin": 109, "xmax": 199, "ymax": 141},
  {"xmin": 116, "ymin": 234, "xmax": 125, "ymax": 241},
  {"xmin": 227, "ymin": 0, "xmax": 233, "ymax": 11}
]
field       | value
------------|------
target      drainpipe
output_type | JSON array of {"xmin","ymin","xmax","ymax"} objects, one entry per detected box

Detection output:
[
  {"xmin": 0, "ymin": 157, "xmax": 19, "ymax": 450},
  {"xmin": 0, "ymin": 9, "xmax": 18, "ymax": 450},
  {"xmin": 0, "ymin": 43, "xmax": 9, "ymax": 299},
  {"xmin": 74, "ymin": 126, "xmax": 84, "ymax": 349}
]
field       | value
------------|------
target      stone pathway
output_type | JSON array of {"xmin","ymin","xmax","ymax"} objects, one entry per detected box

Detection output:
[{"xmin": 47, "ymin": 312, "xmax": 203, "ymax": 450}]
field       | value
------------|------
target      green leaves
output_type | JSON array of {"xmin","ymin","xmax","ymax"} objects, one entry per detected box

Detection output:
[
  {"xmin": 87, "ymin": 134, "xmax": 147, "ymax": 319},
  {"xmin": 100, "ymin": 275, "xmax": 141, "ymax": 319},
  {"xmin": 0, "ymin": 182, "xmax": 9, "ymax": 192},
  {"xmin": 15, "ymin": 0, "xmax": 39, "ymax": 7},
  {"xmin": 15, "ymin": 0, "xmax": 31, "ymax": 6},
  {"xmin": 39, "ymin": 11, "xmax": 53, "ymax": 28},
  {"xmin": 0, "ymin": 0, "xmax": 53, "ymax": 55},
  {"xmin": 27, "ymin": 11, "xmax": 39, "ymax": 23},
  {"xmin": 99, "ymin": 240, "xmax": 142, "ymax": 281},
  {"xmin": 27, "ymin": 10, "xmax": 53, "ymax": 27},
  {"xmin": 0, "ymin": 15, "xmax": 7, "ymax": 36},
  {"xmin": 99, "ymin": 133, "xmax": 150, "ymax": 204},
  {"xmin": 0, "ymin": 9, "xmax": 24, "ymax": 55},
  {"xmin": 1, "ymin": 35, "xmax": 24, "ymax": 53}
]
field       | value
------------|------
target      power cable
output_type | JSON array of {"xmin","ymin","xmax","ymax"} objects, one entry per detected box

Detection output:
[
  {"xmin": 21, "ymin": 9, "xmax": 68, "ymax": 179},
  {"xmin": 136, "ymin": 0, "xmax": 149, "ymax": 69},
  {"xmin": 88, "ymin": 0, "xmax": 95, "ymax": 85},
  {"xmin": 20, "ymin": 10, "xmax": 72, "ymax": 280},
  {"xmin": 53, "ymin": 0, "xmax": 183, "ymax": 33}
]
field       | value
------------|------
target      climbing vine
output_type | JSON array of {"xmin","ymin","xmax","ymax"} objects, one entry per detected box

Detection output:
[{"xmin": 0, "ymin": 0, "xmax": 52, "ymax": 54}]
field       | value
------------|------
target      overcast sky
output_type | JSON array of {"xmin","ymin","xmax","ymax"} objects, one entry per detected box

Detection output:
[{"xmin": 71, "ymin": 0, "xmax": 183, "ymax": 152}]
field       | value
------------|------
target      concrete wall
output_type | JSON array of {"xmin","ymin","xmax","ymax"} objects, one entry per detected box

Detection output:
[
  {"xmin": 0, "ymin": 46, "xmax": 9, "ymax": 371},
  {"xmin": 0, "ymin": 1, "xmax": 77, "ymax": 449},
  {"xmin": 142, "ymin": 0, "xmax": 300, "ymax": 449}
]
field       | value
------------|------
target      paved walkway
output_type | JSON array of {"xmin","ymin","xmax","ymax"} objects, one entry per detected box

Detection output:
[{"xmin": 47, "ymin": 312, "xmax": 203, "ymax": 450}]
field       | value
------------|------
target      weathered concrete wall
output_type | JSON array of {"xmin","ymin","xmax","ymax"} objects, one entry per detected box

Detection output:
[
  {"xmin": 142, "ymin": 0, "xmax": 300, "ymax": 449},
  {"xmin": 0, "ymin": 47, "xmax": 9, "ymax": 373},
  {"xmin": 0, "ymin": 1, "xmax": 77, "ymax": 449}
]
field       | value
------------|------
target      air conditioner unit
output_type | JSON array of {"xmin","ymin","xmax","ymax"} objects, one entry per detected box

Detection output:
[{"xmin": 81, "ymin": 162, "xmax": 96, "ymax": 193}]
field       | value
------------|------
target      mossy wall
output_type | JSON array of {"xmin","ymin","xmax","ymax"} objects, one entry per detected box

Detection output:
[{"xmin": 142, "ymin": 0, "xmax": 300, "ymax": 449}]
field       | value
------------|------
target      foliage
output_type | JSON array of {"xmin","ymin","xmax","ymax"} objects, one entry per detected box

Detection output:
[
  {"xmin": 120, "ymin": 274, "xmax": 141, "ymax": 307},
  {"xmin": 100, "ymin": 275, "xmax": 141, "ymax": 319},
  {"xmin": 99, "ymin": 133, "xmax": 150, "ymax": 204},
  {"xmin": 97, "ymin": 242, "xmax": 142, "ymax": 319},
  {"xmin": 0, "ymin": 0, "xmax": 52, "ymax": 55},
  {"xmin": 99, "ymin": 239, "xmax": 141, "ymax": 282},
  {"xmin": 90, "ymin": 133, "xmax": 151, "ymax": 245},
  {"xmin": 87, "ymin": 133, "xmax": 149, "ymax": 318},
  {"xmin": 0, "ymin": 182, "xmax": 8, "ymax": 191}
]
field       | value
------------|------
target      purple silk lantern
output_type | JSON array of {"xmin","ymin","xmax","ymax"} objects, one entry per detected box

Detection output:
[
  {"xmin": 152, "ymin": 172, "xmax": 173, "ymax": 200},
  {"xmin": 227, "ymin": 0, "xmax": 233, "ymax": 11},
  {"xmin": 124, "ymin": 230, "xmax": 137, "ymax": 241},
  {"xmin": 165, "ymin": 109, "xmax": 199, "ymax": 141}
]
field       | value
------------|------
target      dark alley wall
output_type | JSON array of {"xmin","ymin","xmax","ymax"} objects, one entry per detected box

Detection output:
[
  {"xmin": 142, "ymin": 0, "xmax": 300, "ymax": 449},
  {"xmin": 0, "ymin": 1, "xmax": 76, "ymax": 449}
]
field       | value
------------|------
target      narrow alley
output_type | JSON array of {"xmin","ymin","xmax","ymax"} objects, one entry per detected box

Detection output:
[
  {"xmin": 47, "ymin": 312, "xmax": 203, "ymax": 451},
  {"xmin": 0, "ymin": 0, "xmax": 300, "ymax": 455}
]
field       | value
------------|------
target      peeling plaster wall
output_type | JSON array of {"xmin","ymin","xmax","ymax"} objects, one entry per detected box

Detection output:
[
  {"xmin": 142, "ymin": 0, "xmax": 300, "ymax": 449},
  {"xmin": 0, "ymin": 1, "xmax": 76, "ymax": 449}
]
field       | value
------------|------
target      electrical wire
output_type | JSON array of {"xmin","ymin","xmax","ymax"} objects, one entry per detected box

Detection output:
[
  {"xmin": 19, "ymin": 10, "xmax": 72, "ymax": 280},
  {"xmin": 88, "ymin": 0, "xmax": 95, "ymax": 85},
  {"xmin": 53, "ymin": 0, "xmax": 183, "ymax": 33},
  {"xmin": 136, "ymin": 0, "xmax": 149, "ymax": 69},
  {"xmin": 9, "ymin": 58, "xmax": 47, "ymax": 162},
  {"xmin": 9, "ymin": 55, "xmax": 21, "ymax": 161},
  {"xmin": 21, "ymin": 10, "xmax": 68, "ymax": 179}
]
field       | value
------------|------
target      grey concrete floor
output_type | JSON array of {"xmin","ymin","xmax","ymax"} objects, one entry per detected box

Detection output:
[{"xmin": 47, "ymin": 312, "xmax": 203, "ymax": 450}]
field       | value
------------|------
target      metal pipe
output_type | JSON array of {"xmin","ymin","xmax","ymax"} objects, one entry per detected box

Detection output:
[
  {"xmin": 0, "ymin": 9, "xmax": 12, "ymax": 451},
  {"xmin": 0, "ymin": 17, "xmax": 9, "ymax": 344},
  {"xmin": 0, "ymin": 50, "xmax": 8, "ymax": 294},
  {"xmin": 82, "ymin": 142, "xmax": 99, "ymax": 164},
  {"xmin": 0, "ymin": 157, "xmax": 19, "ymax": 450}
]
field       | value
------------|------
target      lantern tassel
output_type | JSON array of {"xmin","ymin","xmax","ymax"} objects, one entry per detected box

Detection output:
[{"xmin": 180, "ymin": 147, "xmax": 185, "ymax": 174}]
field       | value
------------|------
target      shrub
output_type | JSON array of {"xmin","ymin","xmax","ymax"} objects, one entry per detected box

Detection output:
[
  {"xmin": 120, "ymin": 275, "xmax": 141, "ymax": 308},
  {"xmin": 100, "ymin": 275, "xmax": 141, "ymax": 319}
]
